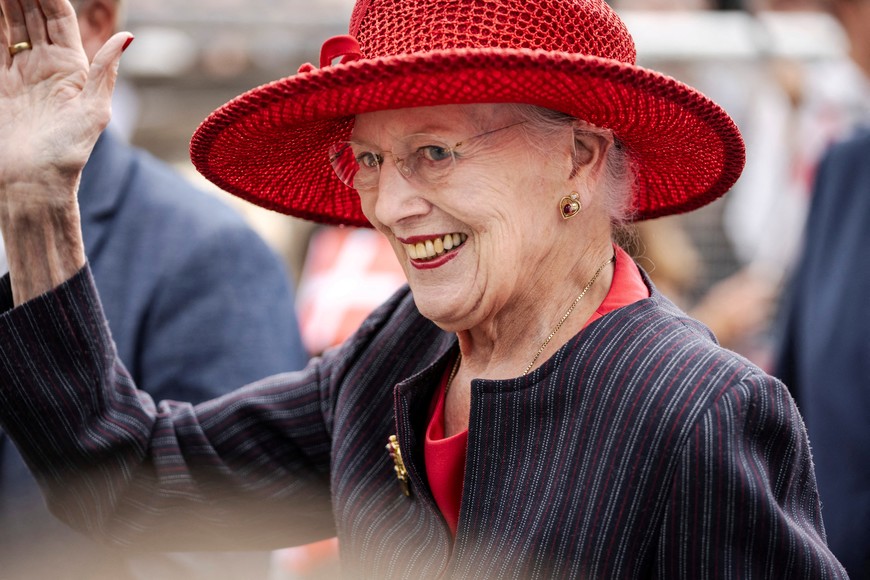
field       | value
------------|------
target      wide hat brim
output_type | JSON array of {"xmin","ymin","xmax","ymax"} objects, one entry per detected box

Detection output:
[{"xmin": 190, "ymin": 47, "xmax": 745, "ymax": 227}]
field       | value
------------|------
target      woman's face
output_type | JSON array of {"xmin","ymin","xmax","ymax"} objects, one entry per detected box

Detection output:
[{"xmin": 350, "ymin": 104, "xmax": 578, "ymax": 332}]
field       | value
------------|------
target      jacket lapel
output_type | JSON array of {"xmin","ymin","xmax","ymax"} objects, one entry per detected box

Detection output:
[{"xmin": 78, "ymin": 130, "xmax": 135, "ymax": 262}]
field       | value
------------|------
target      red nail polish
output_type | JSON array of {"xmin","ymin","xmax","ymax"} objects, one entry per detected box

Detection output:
[{"xmin": 121, "ymin": 36, "xmax": 134, "ymax": 52}]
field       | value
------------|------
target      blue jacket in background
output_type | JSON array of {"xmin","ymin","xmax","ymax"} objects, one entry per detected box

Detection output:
[{"xmin": 775, "ymin": 128, "xmax": 870, "ymax": 580}]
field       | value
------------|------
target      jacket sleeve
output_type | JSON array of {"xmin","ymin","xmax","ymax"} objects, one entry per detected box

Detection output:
[
  {"xmin": 656, "ymin": 370, "xmax": 848, "ymax": 578},
  {"xmin": 0, "ymin": 267, "xmax": 337, "ymax": 551}
]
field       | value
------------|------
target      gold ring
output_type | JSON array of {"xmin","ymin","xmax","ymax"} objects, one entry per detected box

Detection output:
[{"xmin": 8, "ymin": 41, "xmax": 33, "ymax": 57}]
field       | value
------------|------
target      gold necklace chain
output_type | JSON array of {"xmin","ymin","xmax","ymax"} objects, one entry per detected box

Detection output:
[
  {"xmin": 521, "ymin": 255, "xmax": 614, "ymax": 376},
  {"xmin": 445, "ymin": 254, "xmax": 614, "ymax": 395},
  {"xmin": 445, "ymin": 352, "xmax": 462, "ymax": 395}
]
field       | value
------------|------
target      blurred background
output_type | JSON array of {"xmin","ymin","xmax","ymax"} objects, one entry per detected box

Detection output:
[{"xmin": 111, "ymin": 1, "xmax": 867, "ymax": 576}]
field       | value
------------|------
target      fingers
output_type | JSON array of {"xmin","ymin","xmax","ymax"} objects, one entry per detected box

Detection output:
[
  {"xmin": 84, "ymin": 31, "xmax": 133, "ymax": 113},
  {"xmin": 1, "ymin": 0, "xmax": 80, "ymax": 53},
  {"xmin": 0, "ymin": 0, "xmax": 28, "ymax": 46},
  {"xmin": 0, "ymin": 7, "xmax": 9, "ymax": 67},
  {"xmin": 40, "ymin": 0, "xmax": 81, "ymax": 50},
  {"xmin": 22, "ymin": 0, "xmax": 48, "ymax": 46}
]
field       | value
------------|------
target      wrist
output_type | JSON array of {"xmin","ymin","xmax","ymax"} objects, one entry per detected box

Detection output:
[
  {"xmin": 0, "ymin": 190, "xmax": 86, "ymax": 306},
  {"xmin": 0, "ymin": 170, "xmax": 82, "ymax": 210}
]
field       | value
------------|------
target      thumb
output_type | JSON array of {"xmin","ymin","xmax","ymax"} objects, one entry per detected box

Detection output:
[{"xmin": 83, "ymin": 32, "xmax": 134, "ymax": 108}]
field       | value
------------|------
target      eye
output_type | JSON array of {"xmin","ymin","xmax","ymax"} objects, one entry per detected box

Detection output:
[
  {"xmin": 356, "ymin": 151, "xmax": 383, "ymax": 169},
  {"xmin": 418, "ymin": 145, "xmax": 453, "ymax": 163}
]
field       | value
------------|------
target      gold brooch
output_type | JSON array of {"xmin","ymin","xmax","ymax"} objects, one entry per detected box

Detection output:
[{"xmin": 386, "ymin": 434, "xmax": 411, "ymax": 497}]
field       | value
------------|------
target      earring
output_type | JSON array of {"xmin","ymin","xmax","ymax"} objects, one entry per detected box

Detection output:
[{"xmin": 559, "ymin": 192, "xmax": 582, "ymax": 219}]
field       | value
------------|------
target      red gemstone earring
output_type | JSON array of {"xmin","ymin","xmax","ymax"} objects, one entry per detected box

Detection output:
[{"xmin": 559, "ymin": 192, "xmax": 582, "ymax": 219}]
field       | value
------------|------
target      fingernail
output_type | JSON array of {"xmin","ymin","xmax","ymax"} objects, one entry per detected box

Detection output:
[{"xmin": 122, "ymin": 36, "xmax": 134, "ymax": 52}]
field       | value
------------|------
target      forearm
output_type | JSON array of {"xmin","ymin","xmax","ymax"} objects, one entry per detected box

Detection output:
[
  {"xmin": 0, "ymin": 267, "xmax": 334, "ymax": 551},
  {"xmin": 0, "ymin": 179, "xmax": 85, "ymax": 305}
]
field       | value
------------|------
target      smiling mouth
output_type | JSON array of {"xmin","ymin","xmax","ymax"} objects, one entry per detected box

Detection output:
[{"xmin": 404, "ymin": 233, "xmax": 468, "ymax": 261}]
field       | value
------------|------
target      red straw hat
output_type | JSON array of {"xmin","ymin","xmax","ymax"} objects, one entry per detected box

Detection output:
[{"xmin": 190, "ymin": 0, "xmax": 745, "ymax": 227}]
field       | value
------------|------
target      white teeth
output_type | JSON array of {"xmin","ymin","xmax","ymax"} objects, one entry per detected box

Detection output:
[{"xmin": 404, "ymin": 233, "xmax": 467, "ymax": 261}]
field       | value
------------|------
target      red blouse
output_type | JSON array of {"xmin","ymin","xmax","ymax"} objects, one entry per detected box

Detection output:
[{"xmin": 424, "ymin": 246, "xmax": 650, "ymax": 535}]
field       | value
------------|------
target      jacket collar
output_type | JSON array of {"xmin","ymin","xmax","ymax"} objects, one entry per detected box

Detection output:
[
  {"xmin": 78, "ymin": 130, "xmax": 136, "ymax": 257},
  {"xmin": 79, "ymin": 130, "xmax": 135, "ymax": 224}
]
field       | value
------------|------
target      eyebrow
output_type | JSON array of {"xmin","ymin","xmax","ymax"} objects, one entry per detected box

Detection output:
[{"xmin": 349, "ymin": 121, "xmax": 463, "ymax": 148}]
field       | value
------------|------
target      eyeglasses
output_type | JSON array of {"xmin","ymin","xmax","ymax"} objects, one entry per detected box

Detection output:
[{"xmin": 328, "ymin": 122, "xmax": 525, "ymax": 192}]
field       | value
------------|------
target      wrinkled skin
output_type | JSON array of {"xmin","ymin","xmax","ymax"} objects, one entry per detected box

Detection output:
[{"xmin": 0, "ymin": 0, "xmax": 130, "ymax": 303}]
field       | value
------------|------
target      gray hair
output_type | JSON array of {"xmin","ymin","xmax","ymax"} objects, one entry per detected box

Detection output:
[{"xmin": 504, "ymin": 104, "xmax": 637, "ymax": 226}]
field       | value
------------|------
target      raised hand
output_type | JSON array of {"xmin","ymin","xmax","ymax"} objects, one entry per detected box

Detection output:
[
  {"xmin": 0, "ymin": 0, "xmax": 132, "ymax": 304},
  {"xmin": 0, "ymin": 0, "xmax": 131, "ymax": 189}
]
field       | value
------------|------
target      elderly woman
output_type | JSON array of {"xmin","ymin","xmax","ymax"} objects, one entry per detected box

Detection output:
[{"xmin": 0, "ymin": 0, "xmax": 847, "ymax": 578}]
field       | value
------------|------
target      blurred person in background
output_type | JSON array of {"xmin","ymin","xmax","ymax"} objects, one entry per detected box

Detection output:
[
  {"xmin": 773, "ymin": 12, "xmax": 870, "ymax": 562},
  {"xmin": 829, "ymin": 0, "xmax": 870, "ymax": 80},
  {"xmin": 0, "ymin": 0, "xmax": 848, "ymax": 578},
  {"xmin": 623, "ymin": 218, "xmax": 777, "ymax": 362},
  {"xmin": 774, "ymin": 1, "xmax": 870, "ymax": 574},
  {"xmin": 775, "ymin": 126, "xmax": 870, "ymax": 580},
  {"xmin": 0, "ymin": 0, "xmax": 308, "ymax": 578},
  {"xmin": 722, "ymin": 0, "xmax": 870, "ymax": 275}
]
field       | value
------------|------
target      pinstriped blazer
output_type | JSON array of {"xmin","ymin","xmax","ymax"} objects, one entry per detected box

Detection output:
[{"xmin": 0, "ymin": 265, "xmax": 847, "ymax": 579}]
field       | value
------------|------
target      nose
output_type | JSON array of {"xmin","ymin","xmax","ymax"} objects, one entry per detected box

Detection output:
[{"xmin": 370, "ymin": 160, "xmax": 431, "ymax": 227}]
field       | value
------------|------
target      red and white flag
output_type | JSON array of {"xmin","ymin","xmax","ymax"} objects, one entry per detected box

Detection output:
[{"xmin": 296, "ymin": 227, "xmax": 407, "ymax": 355}]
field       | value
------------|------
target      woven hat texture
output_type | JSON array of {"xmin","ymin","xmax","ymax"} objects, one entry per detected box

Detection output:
[{"xmin": 190, "ymin": 0, "xmax": 745, "ymax": 227}]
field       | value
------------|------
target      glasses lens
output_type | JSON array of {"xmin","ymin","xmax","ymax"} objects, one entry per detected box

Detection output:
[
  {"xmin": 328, "ymin": 136, "xmax": 459, "ymax": 191},
  {"xmin": 328, "ymin": 142, "xmax": 359, "ymax": 188},
  {"xmin": 394, "ymin": 135, "xmax": 457, "ymax": 187}
]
